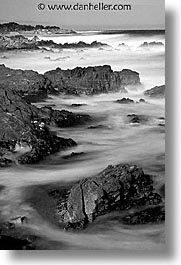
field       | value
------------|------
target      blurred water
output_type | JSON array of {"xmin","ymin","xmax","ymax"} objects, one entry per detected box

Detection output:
[{"xmin": 0, "ymin": 31, "xmax": 165, "ymax": 250}]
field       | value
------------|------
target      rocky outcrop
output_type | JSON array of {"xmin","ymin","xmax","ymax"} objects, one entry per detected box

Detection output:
[
  {"xmin": 0, "ymin": 35, "xmax": 108, "ymax": 51},
  {"xmin": 40, "ymin": 106, "xmax": 91, "ymax": 127},
  {"xmin": 127, "ymin": 114, "xmax": 149, "ymax": 124},
  {"xmin": 116, "ymin": 98, "xmax": 134, "ymax": 104},
  {"xmin": 0, "ymin": 22, "xmax": 76, "ymax": 35},
  {"xmin": 37, "ymin": 40, "xmax": 109, "ymax": 50},
  {"xmin": 144, "ymin": 85, "xmax": 165, "ymax": 98},
  {"xmin": 0, "ymin": 64, "xmax": 55, "ymax": 102},
  {"xmin": 56, "ymin": 164, "xmax": 162, "ymax": 230},
  {"xmin": 139, "ymin": 41, "xmax": 164, "ymax": 48},
  {"xmin": 0, "ymin": 35, "xmax": 38, "ymax": 51},
  {"xmin": 0, "ymin": 64, "xmax": 141, "ymax": 100},
  {"xmin": 0, "ymin": 86, "xmax": 76, "ymax": 164},
  {"xmin": 44, "ymin": 66, "xmax": 141, "ymax": 96}
]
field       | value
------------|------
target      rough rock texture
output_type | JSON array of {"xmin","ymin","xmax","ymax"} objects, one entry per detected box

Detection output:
[
  {"xmin": 122, "ymin": 205, "xmax": 165, "ymax": 225},
  {"xmin": 56, "ymin": 164, "xmax": 162, "ymax": 229},
  {"xmin": 0, "ymin": 35, "xmax": 38, "ymax": 51},
  {"xmin": 144, "ymin": 85, "xmax": 165, "ymax": 98},
  {"xmin": 0, "ymin": 64, "xmax": 55, "ymax": 102},
  {"xmin": 0, "ymin": 86, "xmax": 76, "ymax": 164},
  {"xmin": 0, "ymin": 35, "xmax": 108, "ymax": 51},
  {"xmin": 40, "ymin": 106, "xmax": 91, "ymax": 127},
  {"xmin": 127, "ymin": 114, "xmax": 149, "ymax": 124},
  {"xmin": 0, "ymin": 22, "xmax": 75, "ymax": 34},
  {"xmin": 44, "ymin": 65, "xmax": 141, "ymax": 95},
  {"xmin": 116, "ymin": 98, "xmax": 134, "ymax": 104},
  {"xmin": 37, "ymin": 40, "xmax": 109, "ymax": 50}
]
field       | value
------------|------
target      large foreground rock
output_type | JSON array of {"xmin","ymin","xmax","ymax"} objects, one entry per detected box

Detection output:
[
  {"xmin": 144, "ymin": 85, "xmax": 165, "ymax": 98},
  {"xmin": 44, "ymin": 65, "xmax": 141, "ymax": 95},
  {"xmin": 57, "ymin": 164, "xmax": 162, "ymax": 229}
]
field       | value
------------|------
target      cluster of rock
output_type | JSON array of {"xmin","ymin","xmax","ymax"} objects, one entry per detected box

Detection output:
[
  {"xmin": 45, "ymin": 66, "xmax": 141, "ymax": 95},
  {"xmin": 0, "ymin": 64, "xmax": 141, "ymax": 98},
  {"xmin": 0, "ymin": 34, "xmax": 108, "ymax": 51},
  {"xmin": 0, "ymin": 85, "xmax": 83, "ymax": 165},
  {"xmin": 55, "ymin": 163, "xmax": 163, "ymax": 230},
  {"xmin": 144, "ymin": 85, "xmax": 165, "ymax": 98},
  {"xmin": 116, "ymin": 98, "xmax": 146, "ymax": 104},
  {"xmin": 0, "ymin": 22, "xmax": 76, "ymax": 35},
  {"xmin": 139, "ymin": 41, "xmax": 164, "ymax": 48}
]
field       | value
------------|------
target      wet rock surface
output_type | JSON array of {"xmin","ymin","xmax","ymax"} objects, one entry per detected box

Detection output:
[
  {"xmin": 144, "ymin": 85, "xmax": 165, "ymax": 98},
  {"xmin": 0, "ymin": 86, "xmax": 76, "ymax": 164},
  {"xmin": 40, "ymin": 106, "xmax": 91, "ymax": 127},
  {"xmin": 44, "ymin": 66, "xmax": 141, "ymax": 95},
  {"xmin": 56, "ymin": 164, "xmax": 162, "ymax": 230},
  {"xmin": 0, "ymin": 64, "xmax": 55, "ymax": 102},
  {"xmin": 122, "ymin": 205, "xmax": 165, "ymax": 225}
]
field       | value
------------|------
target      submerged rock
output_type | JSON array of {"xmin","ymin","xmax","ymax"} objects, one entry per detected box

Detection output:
[
  {"xmin": 116, "ymin": 98, "xmax": 134, "ymax": 104},
  {"xmin": 71, "ymin": 103, "xmax": 87, "ymax": 107},
  {"xmin": 87, "ymin": 124, "xmax": 111, "ymax": 130},
  {"xmin": 122, "ymin": 205, "xmax": 165, "ymax": 225},
  {"xmin": 62, "ymin": 152, "xmax": 84, "ymax": 159},
  {"xmin": 56, "ymin": 164, "xmax": 162, "ymax": 230},
  {"xmin": 44, "ymin": 66, "xmax": 141, "ymax": 96},
  {"xmin": 144, "ymin": 85, "xmax": 165, "ymax": 98}
]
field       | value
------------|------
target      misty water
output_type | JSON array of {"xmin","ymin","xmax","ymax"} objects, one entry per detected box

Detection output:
[{"xmin": 0, "ymin": 31, "xmax": 165, "ymax": 250}]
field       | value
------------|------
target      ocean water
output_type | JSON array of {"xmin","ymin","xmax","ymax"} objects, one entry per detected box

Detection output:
[{"xmin": 0, "ymin": 31, "xmax": 165, "ymax": 250}]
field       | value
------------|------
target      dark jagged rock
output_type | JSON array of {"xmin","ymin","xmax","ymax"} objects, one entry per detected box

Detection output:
[
  {"xmin": 139, "ymin": 98, "xmax": 146, "ymax": 103},
  {"xmin": 44, "ymin": 65, "xmax": 141, "ymax": 96},
  {"xmin": 56, "ymin": 164, "xmax": 162, "ymax": 230},
  {"xmin": 127, "ymin": 114, "xmax": 149, "ymax": 124},
  {"xmin": 0, "ymin": 86, "xmax": 76, "ymax": 164},
  {"xmin": 116, "ymin": 98, "xmax": 134, "ymax": 104},
  {"xmin": 0, "ymin": 64, "xmax": 56, "ymax": 102},
  {"xmin": 144, "ymin": 85, "xmax": 165, "ymax": 98},
  {"xmin": 18, "ymin": 126, "xmax": 76, "ymax": 164},
  {"xmin": 0, "ymin": 35, "xmax": 38, "ymax": 51},
  {"xmin": 139, "ymin": 41, "xmax": 164, "ymax": 48},
  {"xmin": 40, "ymin": 106, "xmax": 91, "ymax": 127},
  {"xmin": 37, "ymin": 40, "xmax": 109, "ymax": 49},
  {"xmin": 0, "ymin": 35, "xmax": 108, "ymax": 51},
  {"xmin": 122, "ymin": 205, "xmax": 165, "ymax": 225}
]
